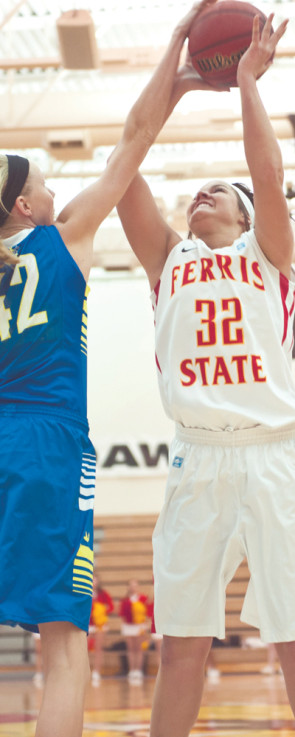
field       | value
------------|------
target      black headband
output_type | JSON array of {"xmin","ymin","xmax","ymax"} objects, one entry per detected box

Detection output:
[{"xmin": 0, "ymin": 155, "xmax": 30, "ymax": 227}]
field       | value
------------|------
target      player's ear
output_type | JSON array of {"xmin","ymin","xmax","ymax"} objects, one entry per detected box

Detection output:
[
  {"xmin": 237, "ymin": 209, "xmax": 250, "ymax": 231},
  {"xmin": 244, "ymin": 214, "xmax": 251, "ymax": 231},
  {"xmin": 13, "ymin": 195, "xmax": 32, "ymax": 218}
]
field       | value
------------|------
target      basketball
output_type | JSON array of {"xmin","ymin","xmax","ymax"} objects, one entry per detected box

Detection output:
[{"xmin": 188, "ymin": 0, "xmax": 270, "ymax": 87}]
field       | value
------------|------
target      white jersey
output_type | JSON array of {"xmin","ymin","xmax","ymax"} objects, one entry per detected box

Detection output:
[{"xmin": 151, "ymin": 230, "xmax": 295, "ymax": 431}]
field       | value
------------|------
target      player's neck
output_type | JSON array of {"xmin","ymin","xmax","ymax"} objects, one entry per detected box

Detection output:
[
  {"xmin": 192, "ymin": 223, "xmax": 243, "ymax": 250},
  {"xmin": 0, "ymin": 220, "xmax": 34, "ymax": 239}
]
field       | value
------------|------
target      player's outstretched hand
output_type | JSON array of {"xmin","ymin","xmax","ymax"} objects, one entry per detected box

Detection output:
[
  {"xmin": 174, "ymin": 0, "xmax": 219, "ymax": 40},
  {"xmin": 237, "ymin": 13, "xmax": 288, "ymax": 84},
  {"xmin": 173, "ymin": 0, "xmax": 230, "ymax": 92}
]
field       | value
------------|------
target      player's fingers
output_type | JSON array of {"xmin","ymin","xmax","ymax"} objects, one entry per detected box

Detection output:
[
  {"xmin": 181, "ymin": 0, "xmax": 218, "ymax": 37},
  {"xmin": 261, "ymin": 12, "xmax": 275, "ymax": 40},
  {"xmin": 200, "ymin": 0, "xmax": 218, "ymax": 7},
  {"xmin": 263, "ymin": 17, "xmax": 288, "ymax": 61},
  {"xmin": 271, "ymin": 18, "xmax": 289, "ymax": 45},
  {"xmin": 251, "ymin": 14, "xmax": 260, "ymax": 43},
  {"xmin": 176, "ymin": 2, "xmax": 210, "ymax": 38},
  {"xmin": 192, "ymin": 0, "xmax": 217, "ymax": 14},
  {"xmin": 183, "ymin": 0, "xmax": 214, "ymax": 25}
]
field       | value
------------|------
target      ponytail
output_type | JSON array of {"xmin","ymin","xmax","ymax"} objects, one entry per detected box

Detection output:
[
  {"xmin": 0, "ymin": 239, "xmax": 19, "ymax": 268},
  {"xmin": 0, "ymin": 154, "xmax": 19, "ymax": 268}
]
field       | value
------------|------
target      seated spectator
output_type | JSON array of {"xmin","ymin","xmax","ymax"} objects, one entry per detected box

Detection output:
[
  {"xmin": 119, "ymin": 579, "xmax": 149, "ymax": 684},
  {"xmin": 89, "ymin": 571, "xmax": 114, "ymax": 686}
]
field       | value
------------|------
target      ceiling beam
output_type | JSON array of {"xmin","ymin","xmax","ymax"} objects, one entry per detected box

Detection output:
[
  {"xmin": 31, "ymin": 159, "xmax": 295, "ymax": 180},
  {"xmin": 0, "ymin": 1, "xmax": 27, "ymax": 31},
  {"xmin": 0, "ymin": 45, "xmax": 293, "ymax": 71},
  {"xmin": 0, "ymin": 113, "xmax": 293, "ymax": 150},
  {"xmin": 0, "ymin": 57, "xmax": 62, "ymax": 70}
]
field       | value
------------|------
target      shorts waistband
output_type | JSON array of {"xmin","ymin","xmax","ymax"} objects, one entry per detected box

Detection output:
[
  {"xmin": 0, "ymin": 403, "xmax": 89, "ymax": 432},
  {"xmin": 176, "ymin": 422, "xmax": 295, "ymax": 447}
]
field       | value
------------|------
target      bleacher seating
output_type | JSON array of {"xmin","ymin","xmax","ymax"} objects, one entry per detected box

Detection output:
[
  {"xmin": 0, "ymin": 514, "xmax": 270, "ymax": 676},
  {"xmin": 93, "ymin": 514, "xmax": 269, "ymax": 676}
]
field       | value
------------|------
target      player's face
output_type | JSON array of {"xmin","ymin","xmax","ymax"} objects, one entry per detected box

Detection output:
[
  {"xmin": 187, "ymin": 180, "xmax": 244, "ymax": 235},
  {"xmin": 25, "ymin": 163, "xmax": 55, "ymax": 226}
]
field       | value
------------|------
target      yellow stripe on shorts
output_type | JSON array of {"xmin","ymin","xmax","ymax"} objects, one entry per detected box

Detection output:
[{"xmin": 73, "ymin": 542, "xmax": 93, "ymax": 596}]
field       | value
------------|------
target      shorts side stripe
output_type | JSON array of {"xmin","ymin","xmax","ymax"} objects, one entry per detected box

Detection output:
[
  {"xmin": 74, "ymin": 558, "xmax": 93, "ymax": 572},
  {"xmin": 79, "ymin": 498, "xmax": 94, "ymax": 511}
]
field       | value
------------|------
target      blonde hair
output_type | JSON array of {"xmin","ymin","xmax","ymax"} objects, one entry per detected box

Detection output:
[{"xmin": 0, "ymin": 154, "xmax": 19, "ymax": 267}]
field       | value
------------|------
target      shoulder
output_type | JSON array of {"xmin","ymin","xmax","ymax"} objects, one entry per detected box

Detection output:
[
  {"xmin": 232, "ymin": 228, "xmax": 255, "ymax": 250},
  {"xmin": 232, "ymin": 229, "xmax": 268, "ymax": 264},
  {"xmin": 245, "ymin": 228, "xmax": 294, "ymax": 281}
]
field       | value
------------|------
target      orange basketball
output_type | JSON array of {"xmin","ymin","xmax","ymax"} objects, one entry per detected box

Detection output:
[{"xmin": 188, "ymin": 0, "xmax": 270, "ymax": 87}]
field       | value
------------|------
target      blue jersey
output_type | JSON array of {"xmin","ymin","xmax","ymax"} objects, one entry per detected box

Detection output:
[{"xmin": 0, "ymin": 226, "xmax": 88, "ymax": 424}]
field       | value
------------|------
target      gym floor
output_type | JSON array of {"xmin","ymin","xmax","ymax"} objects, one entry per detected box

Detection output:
[{"xmin": 0, "ymin": 671, "xmax": 293, "ymax": 736}]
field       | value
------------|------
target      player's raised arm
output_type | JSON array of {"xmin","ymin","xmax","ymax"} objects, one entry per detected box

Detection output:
[
  {"xmin": 237, "ymin": 14, "xmax": 293, "ymax": 278},
  {"xmin": 116, "ymin": 2, "xmax": 233, "ymax": 290},
  {"xmin": 55, "ymin": 0, "xmax": 219, "ymax": 280}
]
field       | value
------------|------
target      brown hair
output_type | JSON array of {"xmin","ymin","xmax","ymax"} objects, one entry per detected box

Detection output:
[{"xmin": 231, "ymin": 182, "xmax": 254, "ymax": 232}]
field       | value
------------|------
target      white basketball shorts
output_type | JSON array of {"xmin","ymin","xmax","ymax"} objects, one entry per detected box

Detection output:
[{"xmin": 153, "ymin": 423, "xmax": 295, "ymax": 643}]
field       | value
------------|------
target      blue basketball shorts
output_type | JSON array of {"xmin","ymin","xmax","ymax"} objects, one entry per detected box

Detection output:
[{"xmin": 0, "ymin": 410, "xmax": 96, "ymax": 633}]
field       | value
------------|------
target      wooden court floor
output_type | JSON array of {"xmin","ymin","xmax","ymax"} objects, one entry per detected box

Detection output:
[{"xmin": 0, "ymin": 671, "xmax": 294, "ymax": 737}]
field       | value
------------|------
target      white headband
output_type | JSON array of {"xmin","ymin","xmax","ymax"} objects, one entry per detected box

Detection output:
[{"xmin": 231, "ymin": 184, "xmax": 255, "ymax": 227}]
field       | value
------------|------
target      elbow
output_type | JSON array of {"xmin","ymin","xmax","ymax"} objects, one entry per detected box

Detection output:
[
  {"xmin": 124, "ymin": 106, "xmax": 159, "ymax": 149},
  {"xmin": 121, "ymin": 126, "xmax": 155, "ymax": 163},
  {"xmin": 129, "ymin": 121, "xmax": 156, "ymax": 148}
]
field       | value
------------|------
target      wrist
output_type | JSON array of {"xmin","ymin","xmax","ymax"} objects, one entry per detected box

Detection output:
[{"xmin": 237, "ymin": 68, "xmax": 257, "ymax": 89}]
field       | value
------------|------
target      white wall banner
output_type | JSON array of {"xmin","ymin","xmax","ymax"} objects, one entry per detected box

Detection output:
[
  {"xmin": 94, "ymin": 437, "xmax": 170, "ymax": 477},
  {"xmin": 87, "ymin": 270, "xmax": 174, "ymax": 513}
]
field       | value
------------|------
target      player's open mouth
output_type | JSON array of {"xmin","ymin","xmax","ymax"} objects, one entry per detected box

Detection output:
[{"xmin": 194, "ymin": 200, "xmax": 213, "ymax": 212}]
